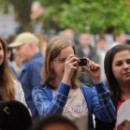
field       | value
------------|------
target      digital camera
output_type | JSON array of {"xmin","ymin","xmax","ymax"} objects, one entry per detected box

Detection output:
[{"xmin": 78, "ymin": 58, "xmax": 88, "ymax": 66}]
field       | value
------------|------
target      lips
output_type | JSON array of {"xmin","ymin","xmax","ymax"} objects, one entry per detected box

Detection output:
[{"xmin": 123, "ymin": 72, "xmax": 130, "ymax": 77}]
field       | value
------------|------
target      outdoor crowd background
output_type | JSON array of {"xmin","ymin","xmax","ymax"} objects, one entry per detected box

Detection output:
[{"xmin": 0, "ymin": 1, "xmax": 130, "ymax": 130}]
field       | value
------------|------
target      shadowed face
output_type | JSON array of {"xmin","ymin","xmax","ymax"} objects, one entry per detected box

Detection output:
[
  {"xmin": 117, "ymin": 121, "xmax": 130, "ymax": 130},
  {"xmin": 43, "ymin": 124, "xmax": 75, "ymax": 130},
  {"xmin": 15, "ymin": 44, "xmax": 30, "ymax": 63}
]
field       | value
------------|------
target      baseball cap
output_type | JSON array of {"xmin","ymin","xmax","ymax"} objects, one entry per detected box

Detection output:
[
  {"xmin": 116, "ymin": 99, "xmax": 130, "ymax": 127},
  {"xmin": 8, "ymin": 32, "xmax": 39, "ymax": 48}
]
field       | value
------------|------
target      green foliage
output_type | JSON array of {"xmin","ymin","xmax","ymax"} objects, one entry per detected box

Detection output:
[
  {"xmin": 0, "ymin": 0, "xmax": 130, "ymax": 34},
  {"xmin": 0, "ymin": 0, "xmax": 34, "ymax": 32},
  {"xmin": 39, "ymin": 0, "xmax": 130, "ymax": 34}
]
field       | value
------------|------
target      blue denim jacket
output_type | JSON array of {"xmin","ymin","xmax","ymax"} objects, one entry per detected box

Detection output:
[
  {"xmin": 20, "ymin": 53, "xmax": 44, "ymax": 121},
  {"xmin": 32, "ymin": 82, "xmax": 115, "ymax": 130}
]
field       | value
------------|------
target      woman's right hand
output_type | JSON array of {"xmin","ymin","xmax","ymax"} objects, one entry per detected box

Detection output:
[{"xmin": 62, "ymin": 54, "xmax": 78, "ymax": 85}]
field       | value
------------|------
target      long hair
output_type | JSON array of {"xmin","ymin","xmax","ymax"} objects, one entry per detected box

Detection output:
[
  {"xmin": 0, "ymin": 37, "xmax": 15, "ymax": 100},
  {"xmin": 104, "ymin": 44, "xmax": 130, "ymax": 101},
  {"xmin": 41, "ymin": 37, "xmax": 80, "ymax": 89}
]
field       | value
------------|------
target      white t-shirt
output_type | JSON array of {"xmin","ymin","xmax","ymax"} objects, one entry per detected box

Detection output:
[
  {"xmin": 14, "ymin": 79, "xmax": 27, "ymax": 106},
  {"xmin": 62, "ymin": 88, "xmax": 88, "ymax": 130}
]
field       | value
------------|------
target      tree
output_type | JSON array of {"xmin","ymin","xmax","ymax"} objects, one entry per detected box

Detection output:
[
  {"xmin": 0, "ymin": 0, "xmax": 130, "ymax": 34},
  {"xmin": 39, "ymin": 0, "xmax": 130, "ymax": 34},
  {"xmin": 0, "ymin": 0, "xmax": 33, "ymax": 32}
]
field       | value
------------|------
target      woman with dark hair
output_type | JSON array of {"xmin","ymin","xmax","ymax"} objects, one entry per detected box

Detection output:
[
  {"xmin": 0, "ymin": 37, "xmax": 26, "ymax": 104},
  {"xmin": 104, "ymin": 44, "xmax": 130, "ymax": 106},
  {"xmin": 32, "ymin": 37, "xmax": 115, "ymax": 130},
  {"xmin": 96, "ymin": 44, "xmax": 130, "ymax": 130}
]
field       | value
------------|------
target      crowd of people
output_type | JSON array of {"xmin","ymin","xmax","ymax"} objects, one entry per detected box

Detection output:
[{"xmin": 0, "ymin": 31, "xmax": 130, "ymax": 130}]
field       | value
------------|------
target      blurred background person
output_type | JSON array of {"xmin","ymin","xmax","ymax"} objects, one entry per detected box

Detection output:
[
  {"xmin": 9, "ymin": 32, "xmax": 44, "ymax": 122},
  {"xmin": 109, "ymin": 33, "xmax": 127, "ymax": 49},
  {"xmin": 30, "ymin": 1, "xmax": 44, "ymax": 34},
  {"xmin": 96, "ymin": 36, "xmax": 108, "ymax": 82},
  {"xmin": 58, "ymin": 28, "xmax": 75, "ymax": 42},
  {"xmin": 11, "ymin": 52, "xmax": 23, "ymax": 78},
  {"xmin": 35, "ymin": 33, "xmax": 47, "ymax": 56},
  {"xmin": 6, "ymin": 35, "xmax": 20, "ymax": 78},
  {"xmin": 75, "ymin": 33, "xmax": 100, "ymax": 86}
]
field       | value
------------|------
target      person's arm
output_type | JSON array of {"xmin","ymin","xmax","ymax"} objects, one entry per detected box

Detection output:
[
  {"xmin": 82, "ymin": 59, "xmax": 116, "ymax": 122},
  {"xmin": 91, "ymin": 82, "xmax": 116, "ymax": 123},
  {"xmin": 32, "ymin": 82, "xmax": 70, "ymax": 117}
]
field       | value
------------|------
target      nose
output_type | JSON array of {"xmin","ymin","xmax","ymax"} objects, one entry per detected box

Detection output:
[{"xmin": 122, "ymin": 62, "xmax": 129, "ymax": 69}]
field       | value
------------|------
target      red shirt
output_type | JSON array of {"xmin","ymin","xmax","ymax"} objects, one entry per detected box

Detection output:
[{"xmin": 117, "ymin": 99, "xmax": 125, "ymax": 111}]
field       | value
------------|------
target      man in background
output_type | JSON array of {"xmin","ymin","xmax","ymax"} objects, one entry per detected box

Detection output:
[{"xmin": 9, "ymin": 32, "xmax": 44, "ymax": 121}]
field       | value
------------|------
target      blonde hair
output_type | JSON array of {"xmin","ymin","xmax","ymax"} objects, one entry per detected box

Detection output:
[{"xmin": 41, "ymin": 37, "xmax": 80, "ymax": 89}]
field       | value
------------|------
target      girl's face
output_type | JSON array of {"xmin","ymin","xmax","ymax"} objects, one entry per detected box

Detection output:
[
  {"xmin": 112, "ymin": 50, "xmax": 130, "ymax": 84},
  {"xmin": 51, "ymin": 46, "xmax": 75, "ymax": 82},
  {"xmin": 44, "ymin": 124, "xmax": 76, "ymax": 130},
  {"xmin": 0, "ymin": 43, "xmax": 4, "ymax": 66},
  {"xmin": 117, "ymin": 121, "xmax": 130, "ymax": 130}
]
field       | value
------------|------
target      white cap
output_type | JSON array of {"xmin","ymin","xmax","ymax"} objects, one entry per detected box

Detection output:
[
  {"xmin": 8, "ymin": 32, "xmax": 39, "ymax": 48},
  {"xmin": 116, "ymin": 99, "xmax": 130, "ymax": 127}
]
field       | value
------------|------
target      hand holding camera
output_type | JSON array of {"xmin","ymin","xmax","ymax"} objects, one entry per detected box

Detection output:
[
  {"xmin": 78, "ymin": 58, "xmax": 101, "ymax": 84},
  {"xmin": 78, "ymin": 58, "xmax": 88, "ymax": 66}
]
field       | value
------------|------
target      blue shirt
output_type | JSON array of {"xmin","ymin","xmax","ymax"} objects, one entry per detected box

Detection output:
[
  {"xmin": 32, "ymin": 82, "xmax": 116, "ymax": 130},
  {"xmin": 20, "ymin": 53, "xmax": 44, "ymax": 121},
  {"xmin": 8, "ymin": 61, "xmax": 18, "ymax": 78}
]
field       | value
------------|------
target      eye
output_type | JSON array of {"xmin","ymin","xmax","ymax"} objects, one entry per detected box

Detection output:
[
  {"xmin": 126, "ymin": 59, "xmax": 130, "ymax": 64},
  {"xmin": 0, "ymin": 46, "xmax": 3, "ymax": 50},
  {"xmin": 115, "ymin": 61, "xmax": 123, "ymax": 66},
  {"xmin": 59, "ymin": 58, "xmax": 66, "ymax": 63}
]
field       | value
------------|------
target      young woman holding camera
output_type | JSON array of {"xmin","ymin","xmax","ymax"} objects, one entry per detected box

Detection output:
[{"xmin": 32, "ymin": 37, "xmax": 115, "ymax": 130}]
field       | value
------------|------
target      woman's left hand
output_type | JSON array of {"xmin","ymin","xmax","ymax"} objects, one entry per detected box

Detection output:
[{"xmin": 82, "ymin": 59, "xmax": 101, "ymax": 84}]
